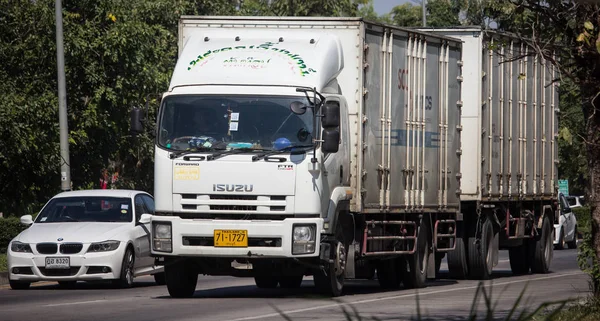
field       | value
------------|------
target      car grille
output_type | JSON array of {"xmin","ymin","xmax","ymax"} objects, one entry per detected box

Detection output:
[
  {"xmin": 60, "ymin": 243, "xmax": 83, "ymax": 254},
  {"xmin": 39, "ymin": 267, "xmax": 80, "ymax": 276},
  {"xmin": 36, "ymin": 243, "xmax": 58, "ymax": 254}
]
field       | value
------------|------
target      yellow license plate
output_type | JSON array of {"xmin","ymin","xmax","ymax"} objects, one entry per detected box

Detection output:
[{"xmin": 214, "ymin": 230, "xmax": 248, "ymax": 247}]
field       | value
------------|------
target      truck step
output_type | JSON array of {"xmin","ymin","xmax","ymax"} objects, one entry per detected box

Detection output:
[{"xmin": 434, "ymin": 219, "xmax": 456, "ymax": 252}]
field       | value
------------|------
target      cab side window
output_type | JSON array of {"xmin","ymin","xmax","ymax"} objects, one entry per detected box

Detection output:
[
  {"xmin": 141, "ymin": 195, "xmax": 155, "ymax": 215},
  {"xmin": 134, "ymin": 195, "xmax": 149, "ymax": 223}
]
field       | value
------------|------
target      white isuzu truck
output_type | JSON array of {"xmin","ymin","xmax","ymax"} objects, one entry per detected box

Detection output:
[{"xmin": 131, "ymin": 17, "xmax": 558, "ymax": 298}]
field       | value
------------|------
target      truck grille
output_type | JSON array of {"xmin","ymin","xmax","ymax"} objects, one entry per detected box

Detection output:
[
  {"xmin": 178, "ymin": 194, "xmax": 289, "ymax": 213},
  {"xmin": 36, "ymin": 243, "xmax": 58, "ymax": 254},
  {"xmin": 60, "ymin": 243, "xmax": 83, "ymax": 254}
]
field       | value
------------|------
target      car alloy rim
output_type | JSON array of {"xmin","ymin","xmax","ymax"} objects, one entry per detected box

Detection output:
[{"xmin": 126, "ymin": 252, "xmax": 134, "ymax": 285}]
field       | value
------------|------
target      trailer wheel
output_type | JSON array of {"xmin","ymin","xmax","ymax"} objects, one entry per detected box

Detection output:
[
  {"xmin": 377, "ymin": 259, "xmax": 400, "ymax": 289},
  {"xmin": 165, "ymin": 259, "xmax": 198, "ymax": 298},
  {"xmin": 530, "ymin": 215, "xmax": 553, "ymax": 274},
  {"xmin": 508, "ymin": 244, "xmax": 530, "ymax": 275},
  {"xmin": 401, "ymin": 217, "xmax": 431, "ymax": 289},
  {"xmin": 468, "ymin": 219, "xmax": 494, "ymax": 280},
  {"xmin": 447, "ymin": 236, "xmax": 468, "ymax": 279}
]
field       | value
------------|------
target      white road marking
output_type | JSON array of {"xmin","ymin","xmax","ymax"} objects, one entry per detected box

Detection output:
[
  {"xmin": 229, "ymin": 271, "xmax": 584, "ymax": 321},
  {"xmin": 44, "ymin": 299, "xmax": 107, "ymax": 307}
]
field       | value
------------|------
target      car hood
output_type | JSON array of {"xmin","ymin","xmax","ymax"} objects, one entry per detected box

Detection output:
[{"xmin": 16, "ymin": 222, "xmax": 132, "ymax": 244}]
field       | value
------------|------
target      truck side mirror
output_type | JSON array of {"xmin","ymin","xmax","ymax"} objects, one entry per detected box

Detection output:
[
  {"xmin": 322, "ymin": 128, "xmax": 340, "ymax": 153},
  {"xmin": 322, "ymin": 101, "xmax": 340, "ymax": 128},
  {"xmin": 130, "ymin": 107, "xmax": 145, "ymax": 135}
]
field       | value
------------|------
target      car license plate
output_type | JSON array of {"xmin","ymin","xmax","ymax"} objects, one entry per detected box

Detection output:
[
  {"xmin": 45, "ymin": 257, "xmax": 70, "ymax": 269},
  {"xmin": 214, "ymin": 230, "xmax": 248, "ymax": 247}
]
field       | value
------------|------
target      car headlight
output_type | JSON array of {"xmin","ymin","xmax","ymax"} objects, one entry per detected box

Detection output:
[
  {"xmin": 153, "ymin": 222, "xmax": 172, "ymax": 253},
  {"xmin": 11, "ymin": 241, "xmax": 32, "ymax": 253},
  {"xmin": 87, "ymin": 240, "xmax": 120, "ymax": 252},
  {"xmin": 292, "ymin": 224, "xmax": 316, "ymax": 255}
]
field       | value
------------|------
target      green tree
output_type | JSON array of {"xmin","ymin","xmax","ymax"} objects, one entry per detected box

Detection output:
[{"xmin": 357, "ymin": 0, "xmax": 393, "ymax": 24}]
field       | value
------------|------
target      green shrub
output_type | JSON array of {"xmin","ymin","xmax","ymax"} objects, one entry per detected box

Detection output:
[
  {"xmin": 0, "ymin": 254, "xmax": 6, "ymax": 272},
  {"xmin": 0, "ymin": 217, "xmax": 28, "ymax": 253},
  {"xmin": 573, "ymin": 206, "xmax": 590, "ymax": 236}
]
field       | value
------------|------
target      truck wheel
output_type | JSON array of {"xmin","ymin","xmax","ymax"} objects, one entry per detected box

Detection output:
[
  {"xmin": 447, "ymin": 236, "xmax": 468, "ymax": 279},
  {"xmin": 377, "ymin": 259, "xmax": 400, "ymax": 289},
  {"xmin": 279, "ymin": 275, "xmax": 303, "ymax": 289},
  {"xmin": 567, "ymin": 226, "xmax": 578, "ymax": 249},
  {"xmin": 530, "ymin": 215, "xmax": 553, "ymax": 274},
  {"xmin": 401, "ymin": 217, "xmax": 431, "ymax": 289},
  {"xmin": 153, "ymin": 272, "xmax": 166, "ymax": 285},
  {"xmin": 314, "ymin": 241, "xmax": 346, "ymax": 297},
  {"xmin": 468, "ymin": 219, "xmax": 494, "ymax": 280},
  {"xmin": 508, "ymin": 244, "xmax": 530, "ymax": 275},
  {"xmin": 555, "ymin": 228, "xmax": 565, "ymax": 250},
  {"xmin": 165, "ymin": 259, "xmax": 198, "ymax": 298},
  {"xmin": 254, "ymin": 276, "xmax": 278, "ymax": 288}
]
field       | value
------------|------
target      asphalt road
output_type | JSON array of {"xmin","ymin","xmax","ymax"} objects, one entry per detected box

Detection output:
[{"xmin": 0, "ymin": 249, "xmax": 590, "ymax": 321}]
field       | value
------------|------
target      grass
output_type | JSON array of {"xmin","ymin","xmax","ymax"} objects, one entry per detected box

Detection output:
[
  {"xmin": 533, "ymin": 297, "xmax": 600, "ymax": 321},
  {"xmin": 0, "ymin": 253, "xmax": 6, "ymax": 272}
]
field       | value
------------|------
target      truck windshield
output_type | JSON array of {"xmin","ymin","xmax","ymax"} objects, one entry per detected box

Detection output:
[{"xmin": 157, "ymin": 95, "xmax": 315, "ymax": 151}]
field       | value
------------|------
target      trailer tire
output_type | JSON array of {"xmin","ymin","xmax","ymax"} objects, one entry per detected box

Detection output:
[
  {"xmin": 401, "ymin": 217, "xmax": 431, "ymax": 289},
  {"xmin": 467, "ymin": 219, "xmax": 494, "ymax": 280},
  {"xmin": 377, "ymin": 259, "xmax": 400, "ymax": 289},
  {"xmin": 508, "ymin": 244, "xmax": 530, "ymax": 275},
  {"xmin": 447, "ymin": 236, "xmax": 468, "ymax": 279},
  {"xmin": 165, "ymin": 259, "xmax": 198, "ymax": 298},
  {"xmin": 530, "ymin": 215, "xmax": 553, "ymax": 274},
  {"xmin": 255, "ymin": 276, "xmax": 279, "ymax": 289}
]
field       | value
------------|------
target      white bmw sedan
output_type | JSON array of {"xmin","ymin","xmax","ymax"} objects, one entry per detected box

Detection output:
[{"xmin": 7, "ymin": 189, "xmax": 164, "ymax": 290}]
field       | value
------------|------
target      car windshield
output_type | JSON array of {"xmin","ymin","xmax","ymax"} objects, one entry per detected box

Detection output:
[
  {"xmin": 35, "ymin": 197, "xmax": 133, "ymax": 223},
  {"xmin": 157, "ymin": 95, "xmax": 315, "ymax": 151}
]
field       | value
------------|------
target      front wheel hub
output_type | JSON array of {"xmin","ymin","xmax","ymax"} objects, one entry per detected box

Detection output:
[{"xmin": 334, "ymin": 242, "xmax": 346, "ymax": 277}]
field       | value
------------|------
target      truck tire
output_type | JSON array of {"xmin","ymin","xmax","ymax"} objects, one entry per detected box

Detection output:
[
  {"xmin": 153, "ymin": 272, "xmax": 166, "ymax": 285},
  {"xmin": 401, "ymin": 217, "xmax": 431, "ymax": 289},
  {"xmin": 530, "ymin": 215, "xmax": 553, "ymax": 274},
  {"xmin": 314, "ymin": 240, "xmax": 346, "ymax": 297},
  {"xmin": 254, "ymin": 276, "xmax": 278, "ymax": 289},
  {"xmin": 555, "ymin": 228, "xmax": 565, "ymax": 250},
  {"xmin": 377, "ymin": 259, "xmax": 400, "ymax": 289},
  {"xmin": 508, "ymin": 244, "xmax": 529, "ymax": 275},
  {"xmin": 279, "ymin": 275, "xmax": 303, "ymax": 289},
  {"xmin": 165, "ymin": 259, "xmax": 198, "ymax": 298},
  {"xmin": 567, "ymin": 226, "xmax": 578, "ymax": 249},
  {"xmin": 447, "ymin": 236, "xmax": 468, "ymax": 279},
  {"xmin": 468, "ymin": 219, "xmax": 494, "ymax": 280}
]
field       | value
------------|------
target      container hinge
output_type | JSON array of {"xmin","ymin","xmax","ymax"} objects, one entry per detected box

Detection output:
[
  {"xmin": 457, "ymin": 75, "xmax": 464, "ymax": 82},
  {"xmin": 457, "ymin": 100, "xmax": 463, "ymax": 108},
  {"xmin": 364, "ymin": 62, "xmax": 370, "ymax": 70},
  {"xmin": 363, "ymin": 88, "xmax": 369, "ymax": 96},
  {"xmin": 457, "ymin": 60, "xmax": 464, "ymax": 66},
  {"xmin": 456, "ymin": 125, "xmax": 463, "ymax": 131},
  {"xmin": 456, "ymin": 149, "xmax": 462, "ymax": 156}
]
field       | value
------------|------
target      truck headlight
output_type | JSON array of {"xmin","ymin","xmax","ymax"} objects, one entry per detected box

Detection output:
[
  {"xmin": 153, "ymin": 222, "xmax": 172, "ymax": 252},
  {"xmin": 11, "ymin": 241, "xmax": 32, "ymax": 253},
  {"xmin": 292, "ymin": 224, "xmax": 316, "ymax": 255}
]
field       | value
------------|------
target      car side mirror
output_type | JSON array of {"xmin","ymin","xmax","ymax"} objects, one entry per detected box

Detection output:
[
  {"xmin": 322, "ymin": 128, "xmax": 340, "ymax": 153},
  {"xmin": 131, "ymin": 107, "xmax": 145, "ymax": 135},
  {"xmin": 20, "ymin": 215, "xmax": 33, "ymax": 225},
  {"xmin": 139, "ymin": 214, "xmax": 152, "ymax": 224},
  {"xmin": 322, "ymin": 101, "xmax": 340, "ymax": 128}
]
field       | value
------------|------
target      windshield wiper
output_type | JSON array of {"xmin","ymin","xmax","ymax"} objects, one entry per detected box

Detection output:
[
  {"xmin": 169, "ymin": 147, "xmax": 219, "ymax": 159},
  {"xmin": 252, "ymin": 145, "xmax": 313, "ymax": 162},
  {"xmin": 207, "ymin": 147, "xmax": 271, "ymax": 161}
]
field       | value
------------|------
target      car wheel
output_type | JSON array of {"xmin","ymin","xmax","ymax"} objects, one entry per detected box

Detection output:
[
  {"xmin": 555, "ymin": 228, "xmax": 565, "ymax": 250},
  {"xmin": 9, "ymin": 280, "xmax": 31, "ymax": 290},
  {"xmin": 567, "ymin": 226, "xmax": 578, "ymax": 249},
  {"xmin": 153, "ymin": 272, "xmax": 166, "ymax": 285},
  {"xmin": 113, "ymin": 247, "xmax": 135, "ymax": 289}
]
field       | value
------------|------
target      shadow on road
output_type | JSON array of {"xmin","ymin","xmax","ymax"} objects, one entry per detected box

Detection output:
[{"xmin": 19, "ymin": 280, "xmax": 161, "ymax": 291}]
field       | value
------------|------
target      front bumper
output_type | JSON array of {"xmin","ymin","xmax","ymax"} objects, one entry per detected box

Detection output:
[
  {"xmin": 151, "ymin": 217, "xmax": 323, "ymax": 258},
  {"xmin": 7, "ymin": 245, "xmax": 126, "ymax": 282}
]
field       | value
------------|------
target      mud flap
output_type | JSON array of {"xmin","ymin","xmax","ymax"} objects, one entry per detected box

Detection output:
[
  {"xmin": 344, "ymin": 241, "xmax": 356, "ymax": 278},
  {"xmin": 427, "ymin": 248, "xmax": 436, "ymax": 279}
]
